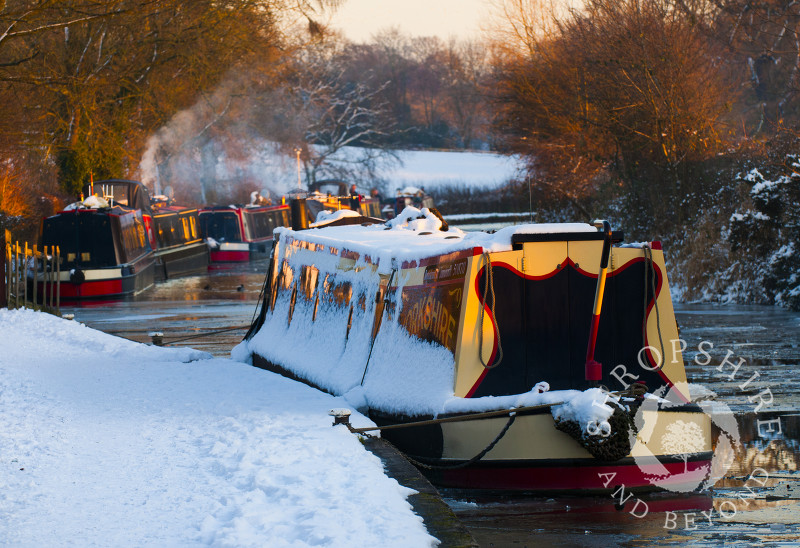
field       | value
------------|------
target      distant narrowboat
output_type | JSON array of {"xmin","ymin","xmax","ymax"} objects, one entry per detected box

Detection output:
[
  {"xmin": 39, "ymin": 195, "xmax": 155, "ymax": 299},
  {"xmin": 198, "ymin": 204, "xmax": 291, "ymax": 262},
  {"xmin": 150, "ymin": 199, "xmax": 209, "ymax": 280},
  {"xmin": 306, "ymin": 180, "xmax": 383, "ymax": 221},
  {"xmin": 38, "ymin": 179, "xmax": 209, "ymax": 298}
]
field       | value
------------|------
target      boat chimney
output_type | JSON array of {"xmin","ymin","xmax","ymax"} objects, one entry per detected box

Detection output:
[{"xmin": 290, "ymin": 198, "xmax": 310, "ymax": 231}]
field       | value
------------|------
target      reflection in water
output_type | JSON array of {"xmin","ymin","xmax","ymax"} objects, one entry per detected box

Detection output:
[
  {"xmin": 725, "ymin": 414, "xmax": 799, "ymax": 477},
  {"xmin": 61, "ymin": 261, "xmax": 270, "ymax": 357}
]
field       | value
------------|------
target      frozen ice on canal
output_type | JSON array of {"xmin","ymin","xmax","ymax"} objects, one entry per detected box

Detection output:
[{"xmin": 0, "ymin": 308, "xmax": 436, "ymax": 547}]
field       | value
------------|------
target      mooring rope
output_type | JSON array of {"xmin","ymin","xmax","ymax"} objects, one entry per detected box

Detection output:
[
  {"xmin": 478, "ymin": 251, "xmax": 503, "ymax": 369},
  {"xmin": 161, "ymin": 324, "xmax": 250, "ymax": 345},
  {"xmin": 643, "ymin": 244, "xmax": 665, "ymax": 370},
  {"xmin": 360, "ymin": 268, "xmax": 397, "ymax": 385},
  {"xmin": 348, "ymin": 401, "xmax": 561, "ymax": 434},
  {"xmin": 401, "ymin": 413, "xmax": 517, "ymax": 470}
]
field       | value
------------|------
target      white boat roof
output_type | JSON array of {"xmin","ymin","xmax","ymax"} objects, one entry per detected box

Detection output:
[{"xmin": 276, "ymin": 206, "xmax": 598, "ymax": 272}]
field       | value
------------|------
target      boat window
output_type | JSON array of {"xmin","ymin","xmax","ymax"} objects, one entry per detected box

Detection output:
[
  {"xmin": 116, "ymin": 212, "xmax": 150, "ymax": 263},
  {"xmin": 280, "ymin": 260, "xmax": 294, "ymax": 290},
  {"xmin": 181, "ymin": 217, "xmax": 190, "ymax": 241},
  {"xmin": 244, "ymin": 210, "xmax": 278, "ymax": 240},
  {"xmin": 300, "ymin": 265, "xmax": 319, "ymax": 301},
  {"xmin": 325, "ymin": 280, "xmax": 352, "ymax": 307},
  {"xmin": 189, "ymin": 216, "xmax": 198, "ymax": 239},
  {"xmin": 199, "ymin": 211, "xmax": 242, "ymax": 242},
  {"xmin": 155, "ymin": 213, "xmax": 180, "ymax": 248}
]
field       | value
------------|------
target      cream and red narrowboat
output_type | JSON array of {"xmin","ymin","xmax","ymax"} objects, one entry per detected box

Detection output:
[{"xmin": 235, "ymin": 207, "xmax": 717, "ymax": 493}]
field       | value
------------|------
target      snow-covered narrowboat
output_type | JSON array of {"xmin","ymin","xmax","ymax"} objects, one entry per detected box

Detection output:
[
  {"xmin": 198, "ymin": 204, "xmax": 291, "ymax": 263},
  {"xmin": 235, "ymin": 207, "xmax": 719, "ymax": 493}
]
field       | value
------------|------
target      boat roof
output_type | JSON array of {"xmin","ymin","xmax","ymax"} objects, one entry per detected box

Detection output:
[
  {"xmin": 277, "ymin": 206, "xmax": 601, "ymax": 272},
  {"xmin": 51, "ymin": 204, "xmax": 139, "ymax": 218},
  {"xmin": 199, "ymin": 204, "xmax": 289, "ymax": 212}
]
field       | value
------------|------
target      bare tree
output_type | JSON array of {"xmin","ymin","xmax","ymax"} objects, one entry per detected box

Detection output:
[{"xmin": 488, "ymin": 0, "xmax": 732, "ymax": 225}]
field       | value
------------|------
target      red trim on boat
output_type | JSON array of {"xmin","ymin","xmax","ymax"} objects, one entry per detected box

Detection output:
[
  {"xmin": 210, "ymin": 250, "xmax": 250, "ymax": 262},
  {"xmin": 465, "ymin": 256, "xmax": 670, "ymax": 397},
  {"xmin": 434, "ymin": 457, "xmax": 712, "ymax": 491},
  {"xmin": 56, "ymin": 279, "xmax": 124, "ymax": 299}
]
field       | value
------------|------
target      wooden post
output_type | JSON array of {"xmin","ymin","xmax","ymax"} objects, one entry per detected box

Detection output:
[
  {"xmin": 56, "ymin": 246, "xmax": 61, "ymax": 316},
  {"xmin": 32, "ymin": 244, "xmax": 38, "ymax": 310},
  {"xmin": 48, "ymin": 246, "xmax": 53, "ymax": 311},
  {"xmin": 43, "ymin": 245, "xmax": 49, "ymax": 311},
  {"xmin": 13, "ymin": 241, "xmax": 19, "ymax": 309},
  {"xmin": 23, "ymin": 241, "xmax": 29, "ymax": 307},
  {"xmin": 0, "ymin": 230, "xmax": 7, "ymax": 308}
]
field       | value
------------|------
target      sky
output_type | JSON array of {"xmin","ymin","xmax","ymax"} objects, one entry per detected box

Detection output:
[{"xmin": 328, "ymin": 0, "xmax": 492, "ymax": 43}]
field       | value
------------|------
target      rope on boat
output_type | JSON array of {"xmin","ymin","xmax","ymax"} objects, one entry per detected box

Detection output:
[
  {"xmin": 244, "ymin": 252, "xmax": 276, "ymax": 341},
  {"xmin": 360, "ymin": 268, "xmax": 397, "ymax": 385},
  {"xmin": 160, "ymin": 324, "xmax": 251, "ymax": 344},
  {"xmin": 478, "ymin": 251, "xmax": 504, "ymax": 369},
  {"xmin": 402, "ymin": 413, "xmax": 517, "ymax": 470},
  {"xmin": 643, "ymin": 244, "xmax": 665, "ymax": 370},
  {"xmin": 347, "ymin": 401, "xmax": 562, "ymax": 434}
]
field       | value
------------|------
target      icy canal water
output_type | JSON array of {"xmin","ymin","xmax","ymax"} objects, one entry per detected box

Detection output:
[{"xmin": 61, "ymin": 263, "xmax": 800, "ymax": 547}]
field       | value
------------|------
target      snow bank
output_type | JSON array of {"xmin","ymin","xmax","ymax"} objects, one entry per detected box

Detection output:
[{"xmin": 0, "ymin": 309, "xmax": 435, "ymax": 547}]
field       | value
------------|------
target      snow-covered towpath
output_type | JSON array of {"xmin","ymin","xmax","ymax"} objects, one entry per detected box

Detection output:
[{"xmin": 0, "ymin": 309, "xmax": 435, "ymax": 547}]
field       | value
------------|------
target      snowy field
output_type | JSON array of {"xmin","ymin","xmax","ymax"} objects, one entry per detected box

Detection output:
[
  {"xmin": 151, "ymin": 144, "xmax": 527, "ymax": 200},
  {"xmin": 0, "ymin": 309, "xmax": 435, "ymax": 547}
]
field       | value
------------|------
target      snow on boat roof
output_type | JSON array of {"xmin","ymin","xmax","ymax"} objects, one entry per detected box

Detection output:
[{"xmin": 276, "ymin": 206, "xmax": 597, "ymax": 272}]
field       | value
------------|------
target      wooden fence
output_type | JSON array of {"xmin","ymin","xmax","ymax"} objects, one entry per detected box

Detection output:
[{"xmin": 2, "ymin": 230, "xmax": 60, "ymax": 314}]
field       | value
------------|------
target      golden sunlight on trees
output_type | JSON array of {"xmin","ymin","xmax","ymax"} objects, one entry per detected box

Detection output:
[
  {"xmin": 0, "ymin": 0, "xmax": 341, "ymax": 239},
  {"xmin": 488, "ymin": 0, "xmax": 733, "ymax": 228},
  {"xmin": 0, "ymin": 165, "xmax": 30, "ymax": 224},
  {"xmin": 0, "ymin": 0, "xmax": 340, "ymax": 197}
]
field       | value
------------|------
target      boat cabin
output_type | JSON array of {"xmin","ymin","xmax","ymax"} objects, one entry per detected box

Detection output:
[{"xmin": 198, "ymin": 204, "xmax": 291, "ymax": 262}]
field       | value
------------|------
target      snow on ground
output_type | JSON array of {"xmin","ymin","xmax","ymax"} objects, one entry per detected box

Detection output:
[
  {"xmin": 0, "ymin": 309, "xmax": 436, "ymax": 547},
  {"xmin": 378, "ymin": 149, "xmax": 526, "ymax": 191}
]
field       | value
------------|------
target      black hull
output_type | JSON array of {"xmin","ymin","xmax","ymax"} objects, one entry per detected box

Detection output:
[{"xmin": 154, "ymin": 241, "xmax": 209, "ymax": 281}]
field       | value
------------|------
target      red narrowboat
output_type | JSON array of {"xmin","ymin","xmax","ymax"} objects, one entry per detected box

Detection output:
[{"xmin": 198, "ymin": 204, "xmax": 291, "ymax": 263}]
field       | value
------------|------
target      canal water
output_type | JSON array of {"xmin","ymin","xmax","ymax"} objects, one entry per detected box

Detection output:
[{"xmin": 61, "ymin": 262, "xmax": 800, "ymax": 547}]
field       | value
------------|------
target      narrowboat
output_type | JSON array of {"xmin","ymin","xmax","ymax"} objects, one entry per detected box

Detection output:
[
  {"xmin": 150, "ymin": 198, "xmax": 209, "ymax": 280},
  {"xmin": 234, "ymin": 207, "xmax": 718, "ymax": 493},
  {"xmin": 198, "ymin": 203, "xmax": 291, "ymax": 263},
  {"xmin": 37, "ymin": 179, "xmax": 210, "ymax": 298},
  {"xmin": 383, "ymin": 186, "xmax": 435, "ymax": 219},
  {"xmin": 39, "ymin": 193, "xmax": 155, "ymax": 299},
  {"xmin": 306, "ymin": 180, "xmax": 384, "ymax": 221}
]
